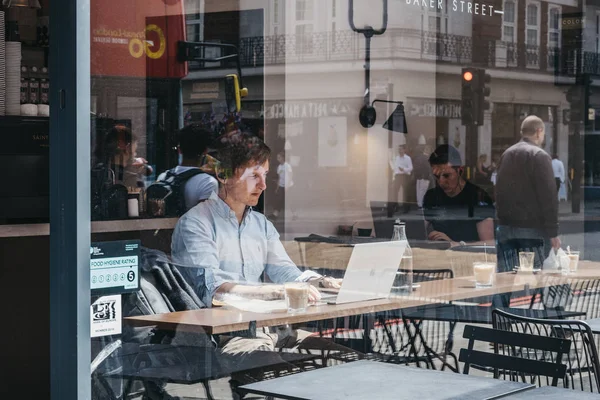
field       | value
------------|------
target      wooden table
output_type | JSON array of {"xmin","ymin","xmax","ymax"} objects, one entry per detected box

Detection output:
[
  {"xmin": 287, "ymin": 240, "xmax": 600, "ymax": 280},
  {"xmin": 125, "ymin": 272, "xmax": 537, "ymax": 336},
  {"xmin": 239, "ymin": 360, "xmax": 535, "ymax": 400},
  {"xmin": 496, "ymin": 264, "xmax": 600, "ymax": 296},
  {"xmin": 125, "ymin": 265, "xmax": 600, "ymax": 338},
  {"xmin": 288, "ymin": 241, "xmax": 486, "ymax": 277},
  {"xmin": 126, "ymin": 297, "xmax": 428, "ymax": 335}
]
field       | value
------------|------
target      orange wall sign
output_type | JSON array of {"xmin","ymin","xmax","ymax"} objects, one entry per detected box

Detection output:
[{"xmin": 91, "ymin": 0, "xmax": 187, "ymax": 78}]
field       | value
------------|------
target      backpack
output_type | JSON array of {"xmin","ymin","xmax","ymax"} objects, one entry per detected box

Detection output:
[
  {"xmin": 145, "ymin": 168, "xmax": 205, "ymax": 217},
  {"xmin": 91, "ymin": 163, "xmax": 128, "ymax": 221}
]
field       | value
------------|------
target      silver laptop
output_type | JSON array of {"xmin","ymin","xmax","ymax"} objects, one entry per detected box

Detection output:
[{"xmin": 321, "ymin": 241, "xmax": 407, "ymax": 305}]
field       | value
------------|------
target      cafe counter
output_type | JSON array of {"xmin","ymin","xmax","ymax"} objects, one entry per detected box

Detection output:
[{"xmin": 0, "ymin": 217, "xmax": 179, "ymax": 238}]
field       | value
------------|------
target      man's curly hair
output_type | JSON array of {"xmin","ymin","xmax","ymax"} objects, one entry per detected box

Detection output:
[{"xmin": 210, "ymin": 131, "xmax": 271, "ymax": 179}]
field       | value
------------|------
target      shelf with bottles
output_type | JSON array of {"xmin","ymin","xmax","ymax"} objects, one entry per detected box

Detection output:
[{"xmin": 17, "ymin": 65, "xmax": 49, "ymax": 117}]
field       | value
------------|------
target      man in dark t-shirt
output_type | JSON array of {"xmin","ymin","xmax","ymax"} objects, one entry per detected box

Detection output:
[{"xmin": 423, "ymin": 145, "xmax": 495, "ymax": 245}]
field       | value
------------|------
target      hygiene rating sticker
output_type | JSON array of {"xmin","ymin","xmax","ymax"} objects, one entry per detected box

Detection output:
[
  {"xmin": 90, "ymin": 295, "xmax": 122, "ymax": 338},
  {"xmin": 90, "ymin": 240, "xmax": 140, "ymax": 295}
]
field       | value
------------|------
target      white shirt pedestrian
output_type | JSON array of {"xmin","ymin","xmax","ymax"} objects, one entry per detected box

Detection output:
[
  {"xmin": 392, "ymin": 154, "xmax": 413, "ymax": 176},
  {"xmin": 552, "ymin": 158, "xmax": 565, "ymax": 183},
  {"xmin": 277, "ymin": 162, "xmax": 294, "ymax": 188}
]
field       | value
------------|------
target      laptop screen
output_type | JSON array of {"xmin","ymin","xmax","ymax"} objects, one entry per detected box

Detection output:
[{"xmin": 369, "ymin": 201, "xmax": 427, "ymax": 241}]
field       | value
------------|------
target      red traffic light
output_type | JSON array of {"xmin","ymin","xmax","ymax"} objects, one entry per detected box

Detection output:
[{"xmin": 463, "ymin": 71, "xmax": 473, "ymax": 82}]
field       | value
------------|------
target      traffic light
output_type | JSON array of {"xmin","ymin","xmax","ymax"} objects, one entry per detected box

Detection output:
[
  {"xmin": 566, "ymin": 83, "xmax": 585, "ymax": 122},
  {"xmin": 584, "ymin": 74, "xmax": 594, "ymax": 129},
  {"xmin": 566, "ymin": 74, "xmax": 594, "ymax": 124},
  {"xmin": 224, "ymin": 74, "xmax": 248, "ymax": 113},
  {"xmin": 461, "ymin": 68, "xmax": 491, "ymax": 126},
  {"xmin": 479, "ymin": 69, "xmax": 492, "ymax": 125},
  {"xmin": 461, "ymin": 67, "xmax": 478, "ymax": 126}
]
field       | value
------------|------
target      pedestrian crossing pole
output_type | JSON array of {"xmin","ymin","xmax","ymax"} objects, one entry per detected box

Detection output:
[{"xmin": 571, "ymin": 121, "xmax": 582, "ymax": 214}]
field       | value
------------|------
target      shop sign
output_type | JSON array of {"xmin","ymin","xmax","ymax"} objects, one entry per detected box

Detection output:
[
  {"xmin": 408, "ymin": 99, "xmax": 461, "ymax": 119},
  {"xmin": 193, "ymin": 82, "xmax": 220, "ymax": 93},
  {"xmin": 91, "ymin": 0, "xmax": 187, "ymax": 78},
  {"xmin": 562, "ymin": 15, "xmax": 583, "ymax": 30},
  {"xmin": 190, "ymin": 92, "xmax": 220, "ymax": 100},
  {"xmin": 404, "ymin": 0, "xmax": 501, "ymax": 17},
  {"xmin": 265, "ymin": 100, "xmax": 356, "ymax": 120},
  {"xmin": 190, "ymin": 81, "xmax": 220, "ymax": 100}
]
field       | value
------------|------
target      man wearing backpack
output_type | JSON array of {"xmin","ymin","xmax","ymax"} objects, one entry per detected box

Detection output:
[{"xmin": 149, "ymin": 124, "xmax": 218, "ymax": 216}]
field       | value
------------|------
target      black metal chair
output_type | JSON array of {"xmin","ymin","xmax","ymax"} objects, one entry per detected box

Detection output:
[
  {"xmin": 459, "ymin": 324, "xmax": 570, "ymax": 387},
  {"xmin": 404, "ymin": 269, "xmax": 457, "ymax": 366},
  {"xmin": 536, "ymin": 278, "xmax": 600, "ymax": 320},
  {"xmin": 322, "ymin": 269, "xmax": 456, "ymax": 367},
  {"xmin": 393, "ymin": 269, "xmax": 458, "ymax": 370},
  {"xmin": 492, "ymin": 308, "xmax": 600, "ymax": 392}
]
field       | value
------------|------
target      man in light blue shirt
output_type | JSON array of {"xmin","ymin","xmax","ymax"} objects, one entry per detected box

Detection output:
[
  {"xmin": 172, "ymin": 131, "xmax": 339, "ymax": 307},
  {"xmin": 171, "ymin": 132, "xmax": 352, "ymax": 395}
]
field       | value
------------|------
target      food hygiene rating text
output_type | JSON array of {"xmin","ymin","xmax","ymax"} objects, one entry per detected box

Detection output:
[{"xmin": 406, "ymin": 0, "xmax": 502, "ymax": 17}]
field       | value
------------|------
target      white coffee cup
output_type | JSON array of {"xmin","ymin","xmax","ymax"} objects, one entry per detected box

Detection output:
[
  {"xmin": 284, "ymin": 282, "xmax": 309, "ymax": 313},
  {"xmin": 21, "ymin": 103, "xmax": 37, "ymax": 116},
  {"xmin": 567, "ymin": 251, "xmax": 580, "ymax": 274},
  {"xmin": 127, "ymin": 198, "xmax": 139, "ymax": 218},
  {"xmin": 519, "ymin": 252, "xmax": 535, "ymax": 271},
  {"xmin": 474, "ymin": 262, "xmax": 495, "ymax": 288},
  {"xmin": 37, "ymin": 104, "xmax": 49, "ymax": 117}
]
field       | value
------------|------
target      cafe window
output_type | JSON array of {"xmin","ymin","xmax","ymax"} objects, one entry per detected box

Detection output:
[
  {"xmin": 294, "ymin": 0, "xmax": 314, "ymax": 54},
  {"xmin": 548, "ymin": 6, "xmax": 560, "ymax": 49},
  {"xmin": 596, "ymin": 13, "xmax": 600, "ymax": 52},
  {"xmin": 295, "ymin": 0, "xmax": 313, "ymax": 21},
  {"xmin": 186, "ymin": 20, "xmax": 201, "ymax": 42},
  {"xmin": 21, "ymin": 0, "xmax": 600, "ymax": 398},
  {"xmin": 502, "ymin": 0, "xmax": 517, "ymax": 42},
  {"xmin": 272, "ymin": 0, "xmax": 280, "ymax": 25},
  {"xmin": 526, "ymin": 1, "xmax": 540, "ymax": 46},
  {"xmin": 295, "ymin": 23, "xmax": 314, "ymax": 54},
  {"xmin": 429, "ymin": 15, "xmax": 441, "ymax": 32}
]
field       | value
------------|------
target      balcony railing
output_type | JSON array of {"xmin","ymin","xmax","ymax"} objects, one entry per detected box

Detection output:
[
  {"xmin": 239, "ymin": 30, "xmax": 361, "ymax": 66},
  {"xmin": 583, "ymin": 52, "xmax": 600, "ymax": 75},
  {"xmin": 420, "ymin": 30, "xmax": 472, "ymax": 63},
  {"xmin": 190, "ymin": 29, "xmax": 599, "ymax": 76}
]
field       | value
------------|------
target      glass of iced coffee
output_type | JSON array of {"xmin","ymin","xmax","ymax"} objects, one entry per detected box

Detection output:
[
  {"xmin": 567, "ymin": 251, "xmax": 580, "ymax": 274},
  {"xmin": 284, "ymin": 282, "xmax": 310, "ymax": 313},
  {"xmin": 473, "ymin": 262, "xmax": 495, "ymax": 288},
  {"xmin": 518, "ymin": 252, "xmax": 535, "ymax": 271}
]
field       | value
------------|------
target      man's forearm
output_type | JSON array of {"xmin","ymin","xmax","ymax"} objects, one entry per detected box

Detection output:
[{"xmin": 215, "ymin": 282, "xmax": 284, "ymax": 300}]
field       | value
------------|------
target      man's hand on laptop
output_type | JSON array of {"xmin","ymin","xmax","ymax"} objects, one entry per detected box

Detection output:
[
  {"xmin": 308, "ymin": 285, "xmax": 322, "ymax": 302},
  {"xmin": 310, "ymin": 276, "xmax": 342, "ymax": 289},
  {"xmin": 428, "ymin": 230, "xmax": 452, "ymax": 242},
  {"xmin": 252, "ymin": 284, "xmax": 321, "ymax": 302}
]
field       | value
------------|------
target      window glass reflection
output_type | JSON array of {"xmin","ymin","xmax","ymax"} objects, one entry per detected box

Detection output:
[{"xmin": 85, "ymin": 0, "xmax": 600, "ymax": 399}]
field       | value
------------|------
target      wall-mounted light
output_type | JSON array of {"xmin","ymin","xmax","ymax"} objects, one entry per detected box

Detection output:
[
  {"xmin": 382, "ymin": 103, "xmax": 408, "ymax": 134},
  {"xmin": 2, "ymin": 0, "xmax": 41, "ymax": 8},
  {"xmin": 349, "ymin": 0, "xmax": 388, "ymax": 129},
  {"xmin": 359, "ymin": 99, "xmax": 408, "ymax": 135}
]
